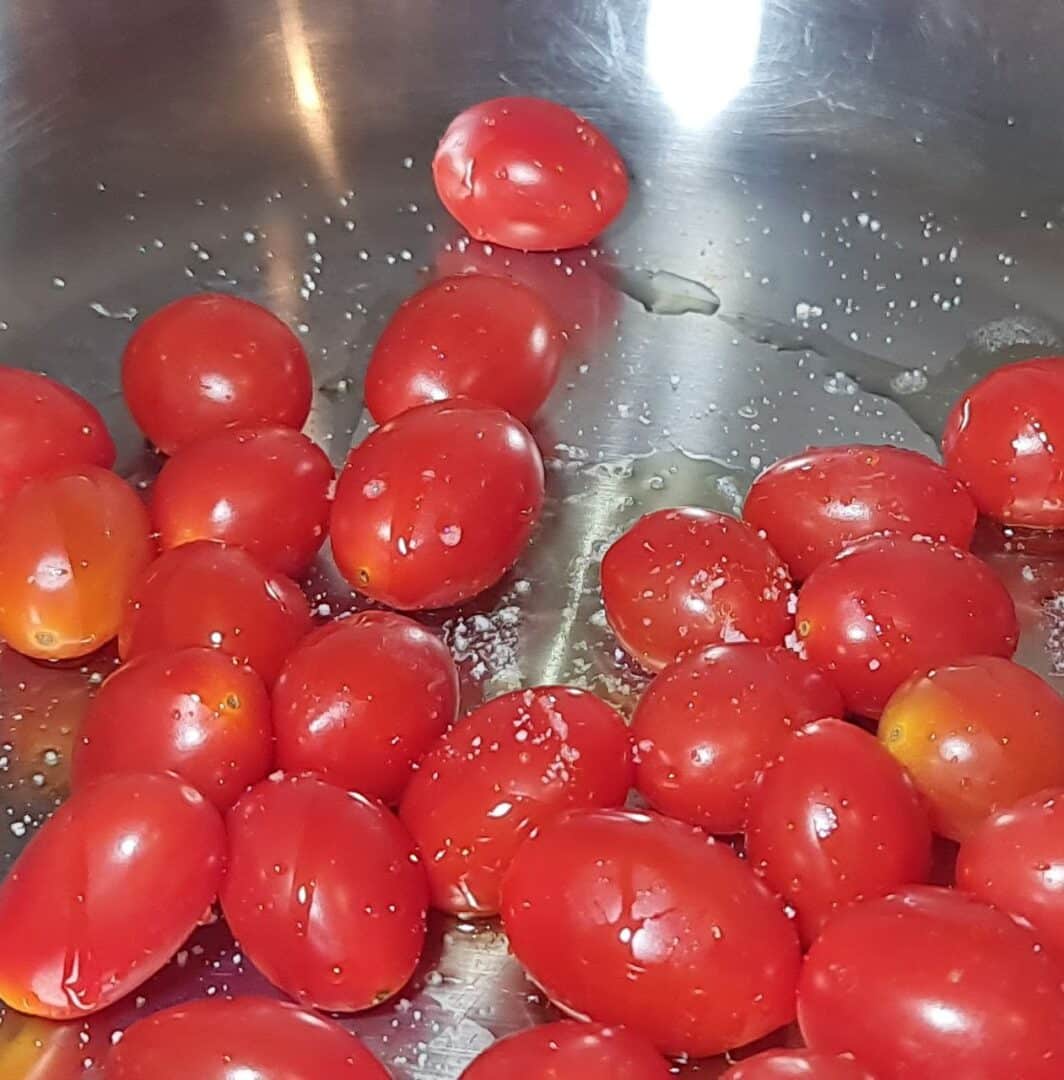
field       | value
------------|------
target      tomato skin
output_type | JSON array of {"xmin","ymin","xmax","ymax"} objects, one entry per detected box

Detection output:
[
  {"xmin": 601, "ymin": 508, "xmax": 796, "ymax": 673},
  {"xmin": 460, "ymin": 1021, "xmax": 671, "ymax": 1079},
  {"xmin": 0, "ymin": 772, "xmax": 225, "ymax": 1019},
  {"xmin": 798, "ymin": 886, "xmax": 1064, "ymax": 1080},
  {"xmin": 632, "ymin": 644, "xmax": 843, "ymax": 834},
  {"xmin": 501, "ymin": 808, "xmax": 801, "ymax": 1057},
  {"xmin": 796, "ymin": 535, "xmax": 1018, "ymax": 718},
  {"xmin": 743, "ymin": 444, "xmax": 977, "ymax": 581},
  {"xmin": 121, "ymin": 294, "xmax": 312, "ymax": 455},
  {"xmin": 0, "ymin": 466, "xmax": 154, "ymax": 661},
  {"xmin": 878, "ymin": 656, "xmax": 1064, "ymax": 841},
  {"xmin": 72, "ymin": 647, "xmax": 272, "ymax": 810},
  {"xmin": 221, "ymin": 774, "xmax": 428, "ymax": 1012},
  {"xmin": 330, "ymin": 400, "xmax": 544, "ymax": 610},
  {"xmin": 400, "ymin": 686, "xmax": 632, "ymax": 917},
  {"xmin": 722, "ymin": 1050, "xmax": 877, "ymax": 1080},
  {"xmin": 0, "ymin": 369, "xmax": 115, "ymax": 503},
  {"xmin": 432, "ymin": 97, "xmax": 629, "ymax": 251},
  {"xmin": 745, "ymin": 718, "xmax": 932, "ymax": 944},
  {"xmin": 272, "ymin": 611, "xmax": 459, "ymax": 804},
  {"xmin": 107, "ymin": 996, "xmax": 389, "ymax": 1079},
  {"xmin": 119, "ymin": 541, "xmax": 312, "ymax": 685},
  {"xmin": 942, "ymin": 357, "xmax": 1064, "ymax": 528},
  {"xmin": 151, "ymin": 425, "xmax": 333, "ymax": 576},
  {"xmin": 365, "ymin": 274, "xmax": 563, "ymax": 424}
]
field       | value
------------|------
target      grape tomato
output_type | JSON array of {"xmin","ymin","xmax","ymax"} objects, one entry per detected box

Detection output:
[{"xmin": 722, "ymin": 1049, "xmax": 878, "ymax": 1080}]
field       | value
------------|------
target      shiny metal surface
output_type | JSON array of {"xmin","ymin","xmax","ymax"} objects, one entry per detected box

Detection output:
[{"xmin": 3, "ymin": 0, "xmax": 1064, "ymax": 1074}]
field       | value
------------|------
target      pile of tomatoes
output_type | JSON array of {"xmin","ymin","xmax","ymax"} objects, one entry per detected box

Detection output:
[{"xmin": 1, "ymin": 94, "xmax": 1064, "ymax": 1080}]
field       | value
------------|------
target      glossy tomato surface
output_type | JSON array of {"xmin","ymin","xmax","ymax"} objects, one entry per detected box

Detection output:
[
  {"xmin": 221, "ymin": 774, "xmax": 428, "ymax": 1012},
  {"xmin": 601, "ymin": 508, "xmax": 795, "ymax": 672},
  {"xmin": 501, "ymin": 808, "xmax": 801, "ymax": 1057},
  {"xmin": 119, "ymin": 541, "xmax": 312, "ymax": 685},
  {"xmin": 942, "ymin": 356, "xmax": 1064, "ymax": 528},
  {"xmin": 460, "ymin": 1021, "xmax": 670, "ymax": 1080},
  {"xmin": 798, "ymin": 886, "xmax": 1064, "ymax": 1080},
  {"xmin": 0, "ymin": 369, "xmax": 115, "ymax": 503},
  {"xmin": 273, "ymin": 611, "xmax": 459, "ymax": 803},
  {"xmin": 400, "ymin": 686, "xmax": 632, "ymax": 916},
  {"xmin": 432, "ymin": 96, "xmax": 628, "ymax": 251},
  {"xmin": 743, "ymin": 444, "xmax": 977, "ymax": 580},
  {"xmin": 0, "ymin": 466, "xmax": 154, "ymax": 661},
  {"xmin": 365, "ymin": 274, "xmax": 563, "ymax": 424},
  {"xmin": 796, "ymin": 535, "xmax": 1018, "ymax": 718},
  {"xmin": 330, "ymin": 400, "xmax": 544, "ymax": 609},
  {"xmin": 107, "ymin": 996, "xmax": 389, "ymax": 1079},
  {"xmin": 745, "ymin": 718, "xmax": 932, "ymax": 943},
  {"xmin": 121, "ymin": 293, "xmax": 312, "ymax": 455},
  {"xmin": 0, "ymin": 772, "xmax": 225, "ymax": 1019},
  {"xmin": 879, "ymin": 656, "xmax": 1064, "ymax": 840},
  {"xmin": 151, "ymin": 425, "xmax": 333, "ymax": 575},
  {"xmin": 632, "ymin": 644, "xmax": 843, "ymax": 834},
  {"xmin": 72, "ymin": 647, "xmax": 272, "ymax": 810},
  {"xmin": 722, "ymin": 1050, "xmax": 877, "ymax": 1080}
]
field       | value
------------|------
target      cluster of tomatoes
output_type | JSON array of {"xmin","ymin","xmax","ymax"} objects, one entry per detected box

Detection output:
[{"xmin": 1, "ymin": 94, "xmax": 1064, "ymax": 1079}]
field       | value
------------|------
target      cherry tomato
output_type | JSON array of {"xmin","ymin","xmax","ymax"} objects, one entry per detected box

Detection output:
[
  {"xmin": 72, "ymin": 647, "xmax": 272, "ymax": 810},
  {"xmin": 365, "ymin": 274, "xmax": 563, "ymax": 424},
  {"xmin": 151, "ymin": 425, "xmax": 333, "ymax": 576},
  {"xmin": 461, "ymin": 1021, "xmax": 670, "ymax": 1080},
  {"xmin": 878, "ymin": 656, "xmax": 1064, "ymax": 841},
  {"xmin": 632, "ymin": 644, "xmax": 842, "ymax": 834},
  {"xmin": 501, "ymin": 808, "xmax": 800, "ymax": 1057},
  {"xmin": 942, "ymin": 356, "xmax": 1064, "ymax": 528},
  {"xmin": 330, "ymin": 400, "xmax": 544, "ymax": 609},
  {"xmin": 432, "ymin": 97, "xmax": 629, "ymax": 251},
  {"xmin": 796, "ymin": 535, "xmax": 1018, "ymax": 718},
  {"xmin": 272, "ymin": 611, "xmax": 459, "ymax": 804},
  {"xmin": 957, "ymin": 787, "xmax": 1064, "ymax": 957},
  {"xmin": 743, "ymin": 444, "xmax": 977, "ymax": 581},
  {"xmin": 745, "ymin": 718, "xmax": 932, "ymax": 943},
  {"xmin": 798, "ymin": 886, "xmax": 1064, "ymax": 1080},
  {"xmin": 221, "ymin": 774, "xmax": 428, "ymax": 1012},
  {"xmin": 400, "ymin": 686, "xmax": 632, "ymax": 917},
  {"xmin": 722, "ymin": 1050, "xmax": 877, "ymax": 1080},
  {"xmin": 119, "ymin": 541, "xmax": 312, "ymax": 685},
  {"xmin": 121, "ymin": 293, "xmax": 313, "ymax": 455},
  {"xmin": 0, "ymin": 369, "xmax": 115, "ymax": 503},
  {"xmin": 601, "ymin": 508, "xmax": 796, "ymax": 673},
  {"xmin": 0, "ymin": 466, "xmax": 153, "ymax": 661},
  {"xmin": 0, "ymin": 772, "xmax": 224, "ymax": 1019},
  {"xmin": 107, "ymin": 996, "xmax": 389, "ymax": 1079}
]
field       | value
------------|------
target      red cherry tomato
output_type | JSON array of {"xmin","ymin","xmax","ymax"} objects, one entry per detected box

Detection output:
[
  {"xmin": 942, "ymin": 356, "xmax": 1064, "ymax": 528},
  {"xmin": 107, "ymin": 996, "xmax": 389, "ymax": 1079},
  {"xmin": 119, "ymin": 541, "xmax": 312, "ymax": 685},
  {"xmin": 221, "ymin": 774, "xmax": 428, "ymax": 1012},
  {"xmin": 632, "ymin": 644, "xmax": 842, "ymax": 834},
  {"xmin": 501, "ymin": 808, "xmax": 800, "ymax": 1057},
  {"xmin": 151, "ymin": 425, "xmax": 333, "ymax": 576},
  {"xmin": 365, "ymin": 274, "xmax": 563, "ymax": 424},
  {"xmin": 330, "ymin": 400, "xmax": 544, "ymax": 609},
  {"xmin": 460, "ymin": 1021, "xmax": 670, "ymax": 1080},
  {"xmin": 0, "ymin": 466, "xmax": 154, "ymax": 661},
  {"xmin": 745, "ymin": 718, "xmax": 932, "ymax": 943},
  {"xmin": 72, "ymin": 647, "xmax": 272, "ymax": 810},
  {"xmin": 0, "ymin": 772, "xmax": 224, "ymax": 1019},
  {"xmin": 0, "ymin": 369, "xmax": 115, "ymax": 503},
  {"xmin": 798, "ymin": 886, "xmax": 1064, "ymax": 1080},
  {"xmin": 957, "ymin": 787, "xmax": 1064, "ymax": 957},
  {"xmin": 272, "ymin": 611, "xmax": 459, "ymax": 804},
  {"xmin": 121, "ymin": 294, "xmax": 312, "ymax": 455},
  {"xmin": 601, "ymin": 508, "xmax": 796, "ymax": 673},
  {"xmin": 796, "ymin": 535, "xmax": 1018, "ymax": 718},
  {"xmin": 743, "ymin": 444, "xmax": 977, "ymax": 580},
  {"xmin": 400, "ymin": 686, "xmax": 632, "ymax": 917},
  {"xmin": 722, "ymin": 1050, "xmax": 877, "ymax": 1080},
  {"xmin": 432, "ymin": 97, "xmax": 629, "ymax": 251}
]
